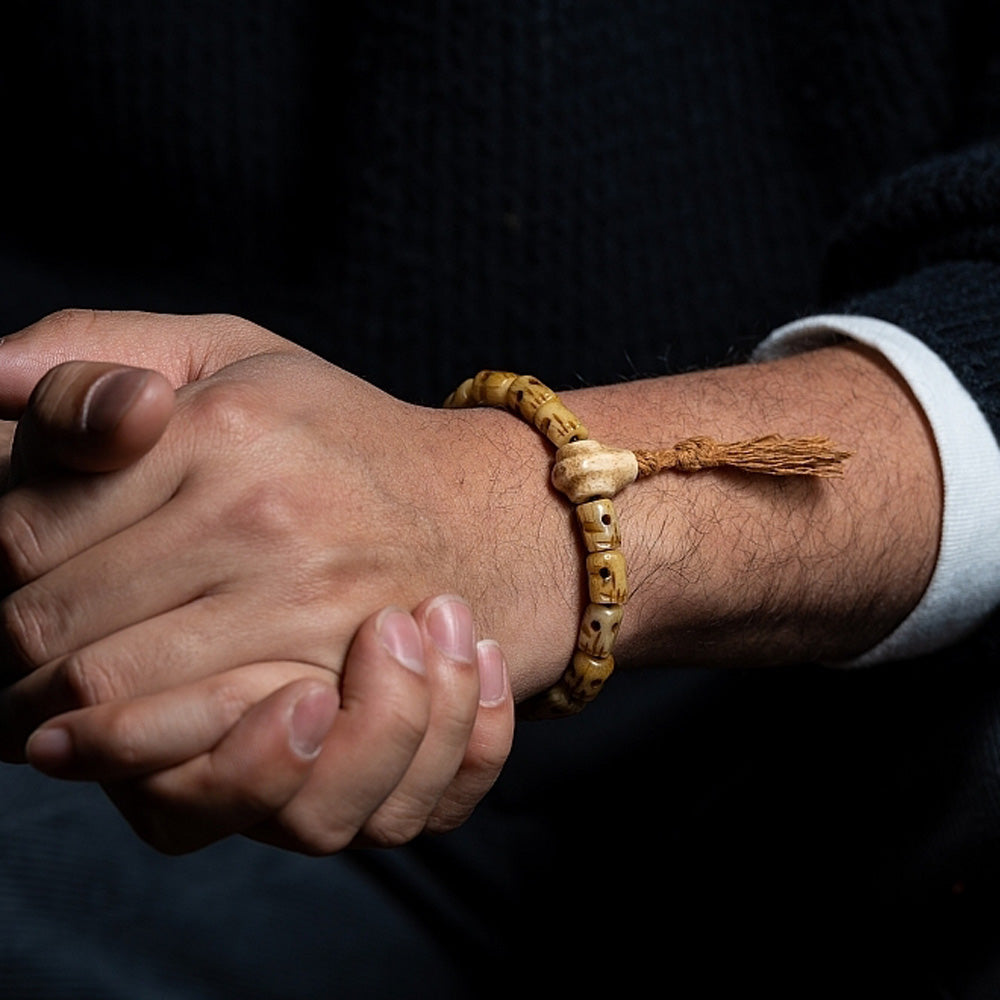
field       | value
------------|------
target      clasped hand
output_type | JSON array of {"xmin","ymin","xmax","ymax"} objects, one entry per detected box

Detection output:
[{"xmin": 0, "ymin": 311, "xmax": 517, "ymax": 854}]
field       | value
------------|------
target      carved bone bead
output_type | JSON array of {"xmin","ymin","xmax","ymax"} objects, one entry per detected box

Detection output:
[
  {"xmin": 443, "ymin": 377, "xmax": 474, "ymax": 409},
  {"xmin": 520, "ymin": 684, "xmax": 577, "ymax": 720},
  {"xmin": 565, "ymin": 650, "xmax": 615, "ymax": 701},
  {"xmin": 472, "ymin": 370, "xmax": 518, "ymax": 407},
  {"xmin": 575, "ymin": 498, "xmax": 621, "ymax": 551},
  {"xmin": 577, "ymin": 602, "xmax": 623, "ymax": 658},
  {"xmin": 551, "ymin": 439, "xmax": 639, "ymax": 503},
  {"xmin": 533, "ymin": 398, "xmax": 589, "ymax": 447},
  {"xmin": 586, "ymin": 549, "xmax": 628, "ymax": 604},
  {"xmin": 506, "ymin": 374, "xmax": 555, "ymax": 421}
]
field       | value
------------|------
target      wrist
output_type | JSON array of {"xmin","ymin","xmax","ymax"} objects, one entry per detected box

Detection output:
[
  {"xmin": 559, "ymin": 342, "xmax": 941, "ymax": 668},
  {"xmin": 427, "ymin": 403, "xmax": 581, "ymax": 699},
  {"xmin": 430, "ymin": 341, "xmax": 941, "ymax": 705}
]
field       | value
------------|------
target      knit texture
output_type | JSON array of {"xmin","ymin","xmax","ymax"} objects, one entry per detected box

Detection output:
[
  {"xmin": 4, "ymin": 1, "xmax": 997, "ymax": 406},
  {"xmin": 4, "ymin": 2, "xmax": 1000, "ymax": 997}
]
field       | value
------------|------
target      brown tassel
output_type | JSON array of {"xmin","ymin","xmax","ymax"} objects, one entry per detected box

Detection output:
[{"xmin": 633, "ymin": 434, "xmax": 852, "ymax": 479}]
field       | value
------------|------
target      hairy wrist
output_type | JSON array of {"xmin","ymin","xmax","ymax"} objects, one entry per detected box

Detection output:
[
  {"xmin": 423, "ymin": 343, "xmax": 941, "ymax": 700},
  {"xmin": 561, "ymin": 343, "xmax": 942, "ymax": 669},
  {"xmin": 424, "ymin": 403, "xmax": 582, "ymax": 699}
]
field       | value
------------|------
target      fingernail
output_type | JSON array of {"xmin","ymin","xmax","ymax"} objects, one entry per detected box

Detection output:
[
  {"xmin": 81, "ymin": 369, "xmax": 151, "ymax": 433},
  {"xmin": 289, "ymin": 685, "xmax": 338, "ymax": 759},
  {"xmin": 426, "ymin": 595, "xmax": 474, "ymax": 662},
  {"xmin": 26, "ymin": 726, "xmax": 73, "ymax": 769},
  {"xmin": 377, "ymin": 608, "xmax": 425, "ymax": 674},
  {"xmin": 476, "ymin": 640, "xmax": 508, "ymax": 706}
]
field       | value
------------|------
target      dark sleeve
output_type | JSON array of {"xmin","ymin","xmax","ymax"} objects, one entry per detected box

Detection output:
[
  {"xmin": 823, "ymin": 141, "xmax": 1000, "ymax": 436},
  {"xmin": 818, "ymin": 134, "xmax": 1000, "ymax": 925}
]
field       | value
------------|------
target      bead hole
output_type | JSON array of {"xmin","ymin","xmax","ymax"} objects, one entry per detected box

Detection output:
[
  {"xmin": 599, "ymin": 567, "xmax": 611, "ymax": 579},
  {"xmin": 590, "ymin": 620, "xmax": 601, "ymax": 631},
  {"xmin": 601, "ymin": 514, "xmax": 612, "ymax": 525}
]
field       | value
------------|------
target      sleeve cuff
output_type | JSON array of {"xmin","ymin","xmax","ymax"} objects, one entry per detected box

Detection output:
[{"xmin": 754, "ymin": 313, "xmax": 1000, "ymax": 666}]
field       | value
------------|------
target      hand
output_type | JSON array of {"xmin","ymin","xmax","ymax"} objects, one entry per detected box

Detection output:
[
  {"xmin": 0, "ymin": 312, "xmax": 578, "ymax": 752},
  {"xmin": 1, "ymin": 316, "xmax": 519, "ymax": 854},
  {"xmin": 26, "ymin": 595, "xmax": 514, "ymax": 855}
]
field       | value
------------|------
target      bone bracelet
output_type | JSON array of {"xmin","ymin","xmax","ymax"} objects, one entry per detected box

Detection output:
[{"xmin": 444, "ymin": 370, "xmax": 851, "ymax": 721}]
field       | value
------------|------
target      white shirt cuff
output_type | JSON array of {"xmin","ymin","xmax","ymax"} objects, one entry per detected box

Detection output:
[{"xmin": 755, "ymin": 313, "xmax": 1000, "ymax": 665}]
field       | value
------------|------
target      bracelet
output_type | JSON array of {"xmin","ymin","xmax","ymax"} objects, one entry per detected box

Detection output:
[{"xmin": 444, "ymin": 370, "xmax": 851, "ymax": 720}]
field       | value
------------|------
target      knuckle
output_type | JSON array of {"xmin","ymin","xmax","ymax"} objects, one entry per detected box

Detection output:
[
  {"xmin": 259, "ymin": 804, "xmax": 356, "ymax": 857},
  {"xmin": 465, "ymin": 733, "xmax": 513, "ymax": 781},
  {"xmin": 377, "ymin": 700, "xmax": 430, "ymax": 759},
  {"xmin": 208, "ymin": 676, "xmax": 263, "ymax": 729},
  {"xmin": 287, "ymin": 824, "xmax": 354, "ymax": 858},
  {"xmin": 434, "ymin": 674, "xmax": 481, "ymax": 735},
  {"xmin": 182, "ymin": 381, "xmax": 265, "ymax": 447},
  {"xmin": 425, "ymin": 780, "xmax": 487, "ymax": 836},
  {"xmin": 203, "ymin": 312, "xmax": 253, "ymax": 341},
  {"xmin": 95, "ymin": 708, "xmax": 148, "ymax": 771},
  {"xmin": 41, "ymin": 308, "xmax": 101, "ymax": 340},
  {"xmin": 424, "ymin": 807, "xmax": 467, "ymax": 836},
  {"xmin": 0, "ymin": 591, "xmax": 55, "ymax": 669},
  {"xmin": 201, "ymin": 313, "xmax": 284, "ymax": 354},
  {"xmin": 0, "ymin": 499, "xmax": 47, "ymax": 585},
  {"xmin": 58, "ymin": 652, "xmax": 119, "ymax": 708},
  {"xmin": 226, "ymin": 479, "xmax": 304, "ymax": 544},
  {"xmin": 361, "ymin": 807, "xmax": 427, "ymax": 850}
]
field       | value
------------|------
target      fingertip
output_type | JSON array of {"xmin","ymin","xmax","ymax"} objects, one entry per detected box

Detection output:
[
  {"xmin": 80, "ymin": 366, "xmax": 174, "ymax": 470},
  {"xmin": 476, "ymin": 639, "xmax": 509, "ymax": 707},
  {"xmin": 288, "ymin": 682, "xmax": 339, "ymax": 760},
  {"xmin": 81, "ymin": 368, "xmax": 156, "ymax": 433},
  {"xmin": 424, "ymin": 594, "xmax": 475, "ymax": 664},
  {"xmin": 25, "ymin": 724, "xmax": 73, "ymax": 773},
  {"xmin": 375, "ymin": 606, "xmax": 426, "ymax": 674}
]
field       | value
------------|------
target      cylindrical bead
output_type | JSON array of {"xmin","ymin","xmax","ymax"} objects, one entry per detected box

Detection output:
[
  {"xmin": 518, "ymin": 684, "xmax": 579, "ymax": 720},
  {"xmin": 564, "ymin": 650, "xmax": 615, "ymax": 702},
  {"xmin": 533, "ymin": 397, "xmax": 589, "ymax": 447},
  {"xmin": 586, "ymin": 549, "xmax": 628, "ymax": 604},
  {"xmin": 506, "ymin": 374, "xmax": 556, "ymax": 421},
  {"xmin": 577, "ymin": 602, "xmax": 623, "ymax": 658},
  {"xmin": 472, "ymin": 370, "xmax": 518, "ymax": 407},
  {"xmin": 575, "ymin": 498, "xmax": 621, "ymax": 551},
  {"xmin": 443, "ymin": 377, "xmax": 474, "ymax": 409},
  {"xmin": 551, "ymin": 439, "xmax": 639, "ymax": 503}
]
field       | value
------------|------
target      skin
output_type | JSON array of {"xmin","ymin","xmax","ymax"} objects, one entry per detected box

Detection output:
[
  {"xmin": 0, "ymin": 308, "xmax": 941, "ymax": 853},
  {"xmin": 0, "ymin": 313, "xmax": 516, "ymax": 854}
]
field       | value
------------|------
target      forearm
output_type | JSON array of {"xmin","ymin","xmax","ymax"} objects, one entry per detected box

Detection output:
[
  {"xmin": 442, "ymin": 342, "xmax": 942, "ymax": 696},
  {"xmin": 0, "ymin": 312, "xmax": 942, "ymax": 711}
]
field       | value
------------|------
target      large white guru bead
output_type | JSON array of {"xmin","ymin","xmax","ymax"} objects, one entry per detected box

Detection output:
[{"xmin": 551, "ymin": 439, "xmax": 639, "ymax": 503}]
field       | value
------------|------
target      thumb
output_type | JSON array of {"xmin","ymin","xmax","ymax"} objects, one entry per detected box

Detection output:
[{"xmin": 10, "ymin": 361, "xmax": 174, "ymax": 480}]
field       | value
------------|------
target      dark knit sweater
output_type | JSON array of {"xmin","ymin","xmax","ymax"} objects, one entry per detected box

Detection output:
[
  {"xmin": 3, "ymin": 3, "xmax": 1000, "ymax": 997},
  {"xmin": 4, "ymin": 2, "xmax": 1000, "ymax": 414}
]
